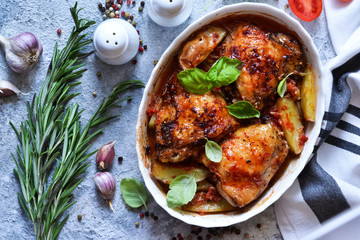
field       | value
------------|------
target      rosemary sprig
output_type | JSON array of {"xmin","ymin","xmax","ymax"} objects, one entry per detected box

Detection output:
[{"xmin": 11, "ymin": 3, "xmax": 144, "ymax": 239}]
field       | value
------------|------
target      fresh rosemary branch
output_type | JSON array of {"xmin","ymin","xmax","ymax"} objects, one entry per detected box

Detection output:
[{"xmin": 11, "ymin": 3, "xmax": 144, "ymax": 239}]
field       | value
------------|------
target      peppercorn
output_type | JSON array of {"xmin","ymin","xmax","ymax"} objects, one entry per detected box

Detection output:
[
  {"xmin": 77, "ymin": 214, "xmax": 82, "ymax": 221},
  {"xmin": 125, "ymin": 12, "xmax": 130, "ymax": 18},
  {"xmin": 130, "ymin": 15, "xmax": 134, "ymax": 20},
  {"xmin": 132, "ymin": 1, "xmax": 136, "ymax": 4},
  {"xmin": 101, "ymin": 7, "xmax": 106, "ymax": 12},
  {"xmin": 135, "ymin": 222, "xmax": 139, "ymax": 228},
  {"xmin": 138, "ymin": 6, "xmax": 143, "ymax": 11},
  {"xmin": 96, "ymin": 71, "xmax": 101, "ymax": 77},
  {"xmin": 117, "ymin": 4, "xmax": 121, "ymax": 8},
  {"xmin": 153, "ymin": 216, "xmax": 158, "ymax": 221},
  {"xmin": 127, "ymin": 0, "xmax": 131, "ymax": 4},
  {"xmin": 150, "ymin": 212, "xmax": 155, "ymax": 217},
  {"xmin": 109, "ymin": 12, "xmax": 115, "ymax": 18},
  {"xmin": 235, "ymin": 229, "xmax": 241, "ymax": 235},
  {"xmin": 139, "ymin": 39, "xmax": 143, "ymax": 45},
  {"xmin": 137, "ymin": 30, "xmax": 140, "ymax": 34},
  {"xmin": 153, "ymin": 60, "xmax": 159, "ymax": 65},
  {"xmin": 105, "ymin": 9, "xmax": 110, "ymax": 14},
  {"xmin": 92, "ymin": 91, "xmax": 97, "ymax": 97},
  {"xmin": 103, "ymin": 14, "xmax": 107, "ymax": 19},
  {"xmin": 143, "ymin": 45, "xmax": 147, "ymax": 50},
  {"xmin": 256, "ymin": 223, "xmax": 262, "ymax": 229},
  {"xmin": 132, "ymin": 21, "xmax": 137, "ymax": 27},
  {"xmin": 115, "ymin": 10, "xmax": 120, "ymax": 15},
  {"xmin": 98, "ymin": 3, "xmax": 103, "ymax": 9},
  {"xmin": 145, "ymin": 211, "xmax": 149, "ymax": 217},
  {"xmin": 140, "ymin": 1, "xmax": 145, "ymax": 7},
  {"xmin": 197, "ymin": 237, "xmax": 203, "ymax": 240},
  {"xmin": 106, "ymin": 2, "xmax": 111, "ymax": 8},
  {"xmin": 121, "ymin": 11, "xmax": 125, "ymax": 16},
  {"xmin": 109, "ymin": 7, "xmax": 114, "ymax": 11},
  {"xmin": 106, "ymin": 0, "xmax": 110, "ymax": 3},
  {"xmin": 112, "ymin": 3, "xmax": 116, "ymax": 8},
  {"xmin": 132, "ymin": 59, "xmax": 137, "ymax": 65},
  {"xmin": 172, "ymin": 238, "xmax": 176, "ymax": 240},
  {"xmin": 119, "ymin": 0, "xmax": 123, "ymax": 4},
  {"xmin": 127, "ymin": 19, "xmax": 132, "ymax": 23},
  {"xmin": 244, "ymin": 233, "xmax": 250, "ymax": 238},
  {"xmin": 140, "ymin": 213, "xmax": 144, "ymax": 218},
  {"xmin": 57, "ymin": 29, "xmax": 62, "ymax": 35},
  {"xmin": 138, "ymin": 46, "xmax": 144, "ymax": 53}
]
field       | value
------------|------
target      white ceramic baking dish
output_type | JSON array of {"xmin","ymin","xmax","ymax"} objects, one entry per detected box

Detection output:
[{"xmin": 136, "ymin": 3, "xmax": 324, "ymax": 227}]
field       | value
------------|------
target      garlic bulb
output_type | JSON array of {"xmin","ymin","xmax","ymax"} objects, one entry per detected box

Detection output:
[{"xmin": 0, "ymin": 32, "xmax": 43, "ymax": 73}]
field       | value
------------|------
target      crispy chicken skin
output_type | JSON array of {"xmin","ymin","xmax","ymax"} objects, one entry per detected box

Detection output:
[
  {"xmin": 201, "ymin": 123, "xmax": 289, "ymax": 207},
  {"xmin": 154, "ymin": 76, "xmax": 239, "ymax": 163},
  {"xmin": 222, "ymin": 23, "xmax": 304, "ymax": 110}
]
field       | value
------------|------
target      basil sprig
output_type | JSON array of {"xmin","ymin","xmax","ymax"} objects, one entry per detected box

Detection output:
[
  {"xmin": 226, "ymin": 101, "xmax": 260, "ymax": 119},
  {"xmin": 166, "ymin": 174, "xmax": 196, "ymax": 209},
  {"xmin": 277, "ymin": 72, "xmax": 294, "ymax": 98},
  {"xmin": 205, "ymin": 138, "xmax": 222, "ymax": 163},
  {"xmin": 178, "ymin": 57, "xmax": 242, "ymax": 94},
  {"xmin": 120, "ymin": 178, "xmax": 148, "ymax": 210}
]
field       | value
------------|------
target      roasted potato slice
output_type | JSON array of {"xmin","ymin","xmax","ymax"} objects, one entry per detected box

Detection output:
[
  {"xmin": 301, "ymin": 65, "xmax": 316, "ymax": 122},
  {"xmin": 183, "ymin": 198, "xmax": 237, "ymax": 213},
  {"xmin": 196, "ymin": 180, "xmax": 212, "ymax": 192},
  {"xmin": 276, "ymin": 97, "xmax": 306, "ymax": 154},
  {"xmin": 179, "ymin": 26, "xmax": 227, "ymax": 69},
  {"xmin": 151, "ymin": 160, "xmax": 210, "ymax": 184}
]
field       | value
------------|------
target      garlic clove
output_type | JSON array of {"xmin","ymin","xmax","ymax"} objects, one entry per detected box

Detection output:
[
  {"xmin": 94, "ymin": 172, "xmax": 116, "ymax": 211},
  {"xmin": 0, "ymin": 80, "xmax": 21, "ymax": 97},
  {"xmin": 96, "ymin": 141, "xmax": 116, "ymax": 170}
]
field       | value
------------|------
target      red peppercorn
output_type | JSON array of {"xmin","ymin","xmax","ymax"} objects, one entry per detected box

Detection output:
[
  {"xmin": 132, "ymin": 59, "xmax": 137, "ymax": 65},
  {"xmin": 114, "ymin": 7, "xmax": 118, "ymax": 10},
  {"xmin": 127, "ymin": 0, "xmax": 131, "ymax": 4},
  {"xmin": 112, "ymin": 4, "xmax": 116, "ymax": 8},
  {"xmin": 130, "ymin": 15, "xmax": 134, "ymax": 20},
  {"xmin": 138, "ymin": 46, "xmax": 144, "ymax": 52},
  {"xmin": 206, "ymin": 234, "xmax": 212, "ymax": 239},
  {"xmin": 137, "ymin": 30, "xmax": 140, "ymax": 35},
  {"xmin": 57, "ymin": 29, "xmax": 62, "ymax": 35},
  {"xmin": 177, "ymin": 234, "xmax": 182, "ymax": 238},
  {"xmin": 140, "ymin": 213, "xmax": 144, "ymax": 218},
  {"xmin": 121, "ymin": 11, "xmax": 125, "ymax": 16},
  {"xmin": 132, "ymin": 1, "xmax": 136, "ymax": 4},
  {"xmin": 115, "ymin": 15, "xmax": 119, "ymax": 18}
]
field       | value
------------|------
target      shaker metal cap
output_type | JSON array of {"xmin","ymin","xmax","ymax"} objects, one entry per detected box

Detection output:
[
  {"xmin": 147, "ymin": 0, "xmax": 193, "ymax": 27},
  {"xmin": 93, "ymin": 19, "xmax": 139, "ymax": 65}
]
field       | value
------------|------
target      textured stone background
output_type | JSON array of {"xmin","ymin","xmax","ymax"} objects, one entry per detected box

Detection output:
[{"xmin": 0, "ymin": 0, "xmax": 335, "ymax": 239}]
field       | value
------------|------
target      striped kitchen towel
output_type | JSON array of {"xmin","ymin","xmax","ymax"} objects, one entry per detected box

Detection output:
[{"xmin": 274, "ymin": 1, "xmax": 360, "ymax": 239}]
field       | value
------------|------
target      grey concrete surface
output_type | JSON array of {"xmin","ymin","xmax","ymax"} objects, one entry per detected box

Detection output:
[{"xmin": 0, "ymin": 0, "xmax": 335, "ymax": 239}]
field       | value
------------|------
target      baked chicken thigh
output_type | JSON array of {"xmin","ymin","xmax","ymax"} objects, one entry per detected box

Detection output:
[
  {"xmin": 222, "ymin": 23, "xmax": 304, "ymax": 110},
  {"xmin": 152, "ymin": 76, "xmax": 238, "ymax": 163},
  {"xmin": 201, "ymin": 123, "xmax": 289, "ymax": 207}
]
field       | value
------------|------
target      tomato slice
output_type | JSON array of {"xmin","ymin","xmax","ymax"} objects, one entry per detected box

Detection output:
[{"xmin": 288, "ymin": 0, "xmax": 323, "ymax": 22}]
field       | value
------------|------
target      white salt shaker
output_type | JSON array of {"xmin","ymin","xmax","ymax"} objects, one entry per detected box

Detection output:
[
  {"xmin": 147, "ymin": 0, "xmax": 192, "ymax": 27},
  {"xmin": 93, "ymin": 19, "xmax": 139, "ymax": 65}
]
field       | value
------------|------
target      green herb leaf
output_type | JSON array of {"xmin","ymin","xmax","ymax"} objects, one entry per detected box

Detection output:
[
  {"xmin": 205, "ymin": 138, "xmax": 222, "ymax": 163},
  {"xmin": 226, "ymin": 101, "xmax": 260, "ymax": 119},
  {"xmin": 277, "ymin": 72, "xmax": 294, "ymax": 98},
  {"xmin": 166, "ymin": 175, "xmax": 196, "ymax": 209},
  {"xmin": 177, "ymin": 68, "xmax": 210, "ymax": 94},
  {"xmin": 205, "ymin": 57, "xmax": 242, "ymax": 87},
  {"xmin": 120, "ymin": 178, "xmax": 148, "ymax": 210}
]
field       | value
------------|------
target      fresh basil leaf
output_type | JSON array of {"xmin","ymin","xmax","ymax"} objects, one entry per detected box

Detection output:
[
  {"xmin": 177, "ymin": 68, "xmax": 211, "ymax": 94},
  {"xmin": 277, "ymin": 72, "xmax": 294, "ymax": 98},
  {"xmin": 166, "ymin": 174, "xmax": 196, "ymax": 209},
  {"xmin": 120, "ymin": 178, "xmax": 148, "ymax": 210},
  {"xmin": 226, "ymin": 101, "xmax": 260, "ymax": 119},
  {"xmin": 205, "ymin": 56, "xmax": 242, "ymax": 87},
  {"xmin": 205, "ymin": 138, "xmax": 222, "ymax": 163}
]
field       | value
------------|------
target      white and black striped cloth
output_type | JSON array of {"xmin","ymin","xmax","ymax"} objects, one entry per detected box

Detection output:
[{"xmin": 275, "ymin": 1, "xmax": 360, "ymax": 239}]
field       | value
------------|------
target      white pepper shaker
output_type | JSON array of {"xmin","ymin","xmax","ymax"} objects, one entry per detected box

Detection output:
[
  {"xmin": 93, "ymin": 19, "xmax": 139, "ymax": 65},
  {"xmin": 147, "ymin": 0, "xmax": 192, "ymax": 27}
]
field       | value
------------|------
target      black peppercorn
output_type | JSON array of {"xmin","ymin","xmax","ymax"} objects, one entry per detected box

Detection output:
[
  {"xmin": 102, "ymin": 7, "xmax": 106, "ymax": 12},
  {"xmin": 150, "ymin": 212, "xmax": 154, "ymax": 217},
  {"xmin": 106, "ymin": 2, "xmax": 111, "ymax": 8},
  {"xmin": 98, "ymin": 3, "xmax": 103, "ymax": 9},
  {"xmin": 145, "ymin": 211, "xmax": 149, "ymax": 217},
  {"xmin": 143, "ymin": 45, "xmax": 147, "ymax": 50},
  {"xmin": 235, "ymin": 229, "xmax": 241, "ymax": 235},
  {"xmin": 197, "ymin": 237, "xmax": 203, "ymax": 240},
  {"xmin": 118, "ymin": 156, "xmax": 123, "ymax": 163},
  {"xmin": 140, "ymin": 1, "xmax": 145, "ymax": 7},
  {"xmin": 154, "ymin": 216, "xmax": 158, "ymax": 221}
]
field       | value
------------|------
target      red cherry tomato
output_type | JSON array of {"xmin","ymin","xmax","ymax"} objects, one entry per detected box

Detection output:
[{"xmin": 288, "ymin": 0, "xmax": 323, "ymax": 22}]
